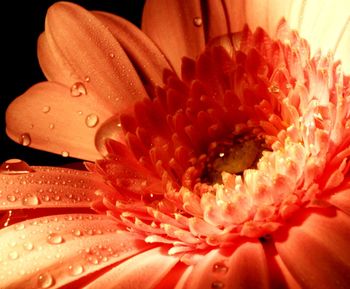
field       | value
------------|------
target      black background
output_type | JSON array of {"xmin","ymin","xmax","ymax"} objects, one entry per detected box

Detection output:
[{"xmin": 1, "ymin": 0, "xmax": 145, "ymax": 165}]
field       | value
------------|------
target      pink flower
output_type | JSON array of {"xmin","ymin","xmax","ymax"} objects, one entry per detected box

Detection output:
[{"xmin": 2, "ymin": 1, "xmax": 350, "ymax": 288}]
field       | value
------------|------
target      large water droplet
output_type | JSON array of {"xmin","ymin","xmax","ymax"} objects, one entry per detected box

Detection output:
[
  {"xmin": 23, "ymin": 242, "xmax": 34, "ymax": 251},
  {"xmin": 70, "ymin": 82, "xmax": 87, "ymax": 97},
  {"xmin": 193, "ymin": 17, "xmax": 203, "ymax": 27},
  {"xmin": 7, "ymin": 195, "xmax": 17, "ymax": 202},
  {"xmin": 68, "ymin": 264, "xmax": 84, "ymax": 276},
  {"xmin": 22, "ymin": 195, "xmax": 40, "ymax": 206},
  {"xmin": 0, "ymin": 159, "xmax": 34, "ymax": 175},
  {"xmin": 47, "ymin": 233, "xmax": 64, "ymax": 245},
  {"xmin": 8, "ymin": 251, "xmax": 19, "ymax": 260},
  {"xmin": 212, "ymin": 262, "xmax": 228, "ymax": 274},
  {"xmin": 85, "ymin": 114, "xmax": 99, "ymax": 128},
  {"xmin": 19, "ymin": 133, "xmax": 31, "ymax": 146},
  {"xmin": 37, "ymin": 272, "xmax": 54, "ymax": 288},
  {"xmin": 211, "ymin": 281, "xmax": 225, "ymax": 289},
  {"xmin": 61, "ymin": 151, "xmax": 69, "ymax": 158},
  {"xmin": 42, "ymin": 106, "xmax": 51, "ymax": 113}
]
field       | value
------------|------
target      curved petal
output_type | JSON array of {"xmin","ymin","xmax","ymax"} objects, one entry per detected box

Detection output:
[
  {"xmin": 93, "ymin": 11, "xmax": 173, "ymax": 88},
  {"xmin": 328, "ymin": 185, "xmax": 350, "ymax": 215},
  {"xmin": 6, "ymin": 82, "xmax": 115, "ymax": 160},
  {"xmin": 142, "ymin": 0, "xmax": 205, "ymax": 75},
  {"xmin": 40, "ymin": 2, "xmax": 147, "ymax": 111},
  {"xmin": 275, "ymin": 209, "xmax": 350, "ymax": 289},
  {"xmin": 184, "ymin": 242, "xmax": 270, "ymax": 289},
  {"xmin": 0, "ymin": 214, "xmax": 149, "ymax": 289},
  {"xmin": 83, "ymin": 246, "xmax": 179, "ymax": 289},
  {"xmin": 0, "ymin": 163, "xmax": 109, "ymax": 210}
]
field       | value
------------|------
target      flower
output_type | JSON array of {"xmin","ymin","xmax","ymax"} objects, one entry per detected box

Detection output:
[{"xmin": 2, "ymin": 1, "xmax": 350, "ymax": 288}]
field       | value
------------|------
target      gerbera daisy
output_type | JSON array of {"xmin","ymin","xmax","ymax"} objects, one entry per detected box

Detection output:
[{"xmin": 1, "ymin": 1, "xmax": 350, "ymax": 288}]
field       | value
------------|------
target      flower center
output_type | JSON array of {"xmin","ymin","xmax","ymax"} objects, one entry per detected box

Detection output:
[{"xmin": 203, "ymin": 135, "xmax": 266, "ymax": 184}]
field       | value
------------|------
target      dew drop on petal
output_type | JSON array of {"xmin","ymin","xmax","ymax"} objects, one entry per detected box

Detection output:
[
  {"xmin": 70, "ymin": 82, "xmax": 87, "ymax": 97},
  {"xmin": 68, "ymin": 264, "xmax": 84, "ymax": 276},
  {"xmin": 193, "ymin": 16, "xmax": 203, "ymax": 27},
  {"xmin": 49, "ymin": 123, "xmax": 55, "ymax": 130},
  {"xmin": 15, "ymin": 223, "xmax": 25, "ymax": 231},
  {"xmin": 211, "ymin": 281, "xmax": 225, "ymax": 289},
  {"xmin": 37, "ymin": 272, "xmax": 54, "ymax": 288},
  {"xmin": 85, "ymin": 114, "xmax": 99, "ymax": 128},
  {"xmin": 23, "ymin": 242, "xmax": 34, "ymax": 251},
  {"xmin": 47, "ymin": 233, "xmax": 64, "ymax": 245},
  {"xmin": 0, "ymin": 159, "xmax": 34, "ymax": 175},
  {"xmin": 72, "ymin": 229, "xmax": 82, "ymax": 237},
  {"xmin": 7, "ymin": 195, "xmax": 17, "ymax": 202},
  {"xmin": 19, "ymin": 133, "xmax": 31, "ymax": 146},
  {"xmin": 109, "ymin": 53, "xmax": 115, "ymax": 58},
  {"xmin": 22, "ymin": 195, "xmax": 40, "ymax": 206},
  {"xmin": 84, "ymin": 76, "xmax": 90, "ymax": 82},
  {"xmin": 62, "ymin": 151, "xmax": 70, "ymax": 158},
  {"xmin": 212, "ymin": 262, "xmax": 228, "ymax": 274},
  {"xmin": 8, "ymin": 251, "xmax": 19, "ymax": 260},
  {"xmin": 42, "ymin": 106, "xmax": 50, "ymax": 113}
]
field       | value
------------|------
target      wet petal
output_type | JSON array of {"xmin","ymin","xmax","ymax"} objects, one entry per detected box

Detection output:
[
  {"xmin": 6, "ymin": 82, "xmax": 114, "ymax": 160},
  {"xmin": 142, "ymin": 0, "xmax": 205, "ymax": 75},
  {"xmin": 184, "ymin": 242, "xmax": 269, "ymax": 289},
  {"xmin": 83, "ymin": 246, "xmax": 179, "ymax": 289},
  {"xmin": 0, "ymin": 164, "xmax": 108, "ymax": 210},
  {"xmin": 275, "ymin": 209, "xmax": 350, "ymax": 289},
  {"xmin": 41, "ymin": 2, "xmax": 147, "ymax": 111},
  {"xmin": 0, "ymin": 214, "xmax": 149, "ymax": 289},
  {"xmin": 93, "ymin": 11, "xmax": 173, "ymax": 88}
]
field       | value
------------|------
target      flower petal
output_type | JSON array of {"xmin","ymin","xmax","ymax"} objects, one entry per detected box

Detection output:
[
  {"xmin": 328, "ymin": 185, "xmax": 350, "ymax": 215},
  {"xmin": 0, "ymin": 214, "xmax": 149, "ymax": 289},
  {"xmin": 6, "ymin": 82, "xmax": 114, "ymax": 160},
  {"xmin": 275, "ymin": 208, "xmax": 350, "ymax": 289},
  {"xmin": 93, "ymin": 11, "xmax": 173, "ymax": 88},
  {"xmin": 83, "ymin": 246, "xmax": 179, "ymax": 289},
  {"xmin": 142, "ymin": 0, "xmax": 205, "ymax": 75},
  {"xmin": 184, "ymin": 242, "xmax": 269, "ymax": 289},
  {"xmin": 0, "ymin": 165, "xmax": 108, "ymax": 210},
  {"xmin": 40, "ymin": 2, "xmax": 147, "ymax": 111}
]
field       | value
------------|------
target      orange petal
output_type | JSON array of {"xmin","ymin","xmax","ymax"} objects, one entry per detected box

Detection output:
[
  {"xmin": 0, "ymin": 214, "xmax": 149, "ymax": 289},
  {"xmin": 142, "ymin": 0, "xmax": 205, "ymax": 75},
  {"xmin": 93, "ymin": 11, "xmax": 173, "ymax": 88},
  {"xmin": 40, "ymin": 2, "xmax": 147, "ymax": 111},
  {"xmin": 275, "ymin": 208, "xmax": 350, "ymax": 289},
  {"xmin": 6, "ymin": 82, "xmax": 114, "ymax": 160},
  {"xmin": 184, "ymin": 242, "xmax": 270, "ymax": 289},
  {"xmin": 0, "ymin": 163, "xmax": 109, "ymax": 210},
  {"xmin": 83, "ymin": 246, "xmax": 179, "ymax": 289}
]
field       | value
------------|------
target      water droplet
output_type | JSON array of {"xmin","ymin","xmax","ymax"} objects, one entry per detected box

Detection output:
[
  {"xmin": 23, "ymin": 242, "xmax": 34, "ymax": 251},
  {"xmin": 42, "ymin": 106, "xmax": 50, "ymax": 113},
  {"xmin": 7, "ymin": 195, "xmax": 17, "ymax": 202},
  {"xmin": 8, "ymin": 251, "xmax": 19, "ymax": 260},
  {"xmin": 0, "ymin": 159, "xmax": 34, "ymax": 175},
  {"xmin": 211, "ymin": 281, "xmax": 225, "ymax": 289},
  {"xmin": 19, "ymin": 133, "xmax": 31, "ymax": 146},
  {"xmin": 70, "ymin": 82, "xmax": 87, "ymax": 97},
  {"xmin": 61, "ymin": 151, "xmax": 69, "ymax": 158},
  {"xmin": 37, "ymin": 272, "xmax": 54, "ymax": 288},
  {"xmin": 212, "ymin": 262, "xmax": 228, "ymax": 274},
  {"xmin": 68, "ymin": 264, "xmax": 84, "ymax": 276},
  {"xmin": 49, "ymin": 123, "xmax": 55, "ymax": 130},
  {"xmin": 109, "ymin": 53, "xmax": 115, "ymax": 58},
  {"xmin": 15, "ymin": 223, "xmax": 25, "ymax": 231},
  {"xmin": 73, "ymin": 229, "xmax": 82, "ymax": 237},
  {"xmin": 88, "ymin": 256, "xmax": 99, "ymax": 265},
  {"xmin": 193, "ymin": 17, "xmax": 203, "ymax": 27},
  {"xmin": 47, "ymin": 233, "xmax": 64, "ymax": 245},
  {"xmin": 22, "ymin": 195, "xmax": 40, "ymax": 206},
  {"xmin": 268, "ymin": 85, "xmax": 280, "ymax": 93},
  {"xmin": 84, "ymin": 76, "xmax": 90, "ymax": 82},
  {"xmin": 85, "ymin": 114, "xmax": 99, "ymax": 128}
]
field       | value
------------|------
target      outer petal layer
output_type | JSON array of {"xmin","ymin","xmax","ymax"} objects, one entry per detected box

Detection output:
[
  {"xmin": 0, "ymin": 214, "xmax": 149, "ymax": 289},
  {"xmin": 275, "ymin": 209, "xmax": 350, "ymax": 289},
  {"xmin": 6, "ymin": 82, "xmax": 114, "ymax": 160}
]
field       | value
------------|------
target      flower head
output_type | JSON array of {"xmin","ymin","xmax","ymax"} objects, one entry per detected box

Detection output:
[{"xmin": 2, "ymin": 1, "xmax": 350, "ymax": 288}]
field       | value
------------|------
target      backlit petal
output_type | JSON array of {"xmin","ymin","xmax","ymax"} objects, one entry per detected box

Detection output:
[{"xmin": 0, "ymin": 214, "xmax": 149, "ymax": 289}]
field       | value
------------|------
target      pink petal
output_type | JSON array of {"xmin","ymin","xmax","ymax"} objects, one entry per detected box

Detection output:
[
  {"xmin": 40, "ymin": 2, "xmax": 147, "ymax": 111},
  {"xmin": 6, "ymin": 82, "xmax": 114, "ymax": 160},
  {"xmin": 275, "ymin": 208, "xmax": 350, "ymax": 289},
  {"xmin": 142, "ymin": 0, "xmax": 205, "ymax": 75},
  {"xmin": 0, "ymin": 214, "xmax": 149, "ymax": 289},
  {"xmin": 0, "ymin": 164, "xmax": 109, "ymax": 210},
  {"xmin": 328, "ymin": 186, "xmax": 350, "ymax": 215},
  {"xmin": 184, "ymin": 242, "xmax": 270, "ymax": 289},
  {"xmin": 93, "ymin": 11, "xmax": 173, "ymax": 88},
  {"xmin": 83, "ymin": 246, "xmax": 179, "ymax": 289}
]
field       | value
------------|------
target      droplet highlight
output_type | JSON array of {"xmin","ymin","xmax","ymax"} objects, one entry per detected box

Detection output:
[
  {"xmin": 70, "ymin": 82, "xmax": 87, "ymax": 97},
  {"xmin": 42, "ymin": 106, "xmax": 51, "ymax": 113},
  {"xmin": 37, "ymin": 272, "xmax": 54, "ymax": 288},
  {"xmin": 47, "ymin": 233, "xmax": 64, "ymax": 245},
  {"xmin": 19, "ymin": 133, "xmax": 31, "ymax": 146},
  {"xmin": 193, "ymin": 17, "xmax": 203, "ymax": 27},
  {"xmin": 0, "ymin": 159, "xmax": 34, "ymax": 175},
  {"xmin": 22, "ymin": 195, "xmax": 40, "ymax": 206},
  {"xmin": 212, "ymin": 262, "xmax": 228, "ymax": 274},
  {"xmin": 68, "ymin": 264, "xmax": 84, "ymax": 276},
  {"xmin": 61, "ymin": 151, "xmax": 69, "ymax": 158},
  {"xmin": 85, "ymin": 114, "xmax": 99, "ymax": 128}
]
